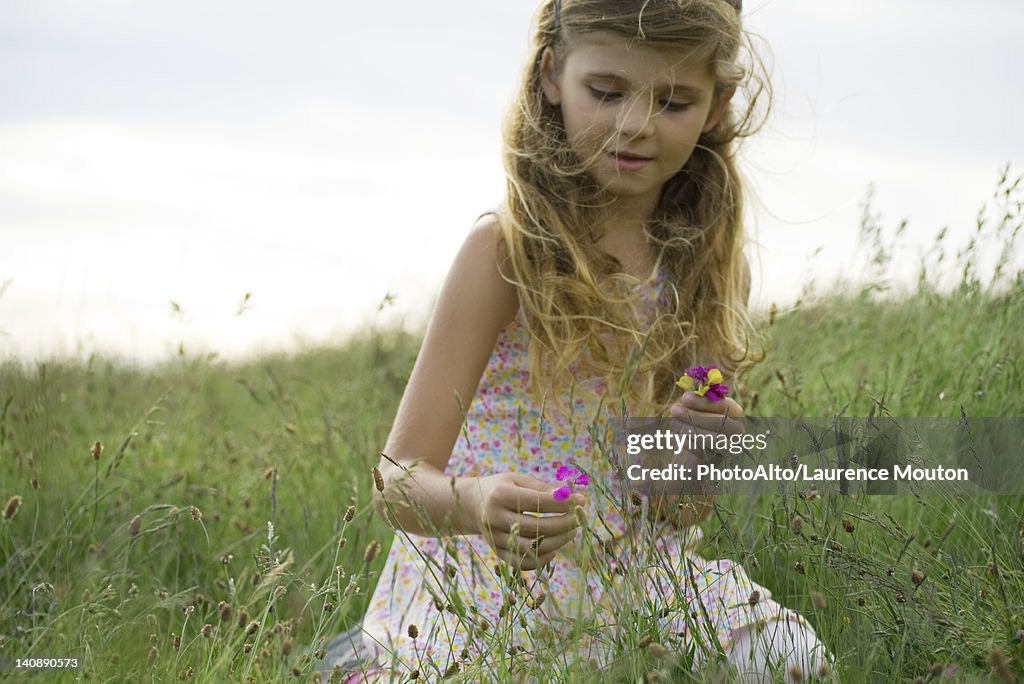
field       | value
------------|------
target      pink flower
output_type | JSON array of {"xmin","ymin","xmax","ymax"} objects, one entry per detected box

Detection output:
[{"xmin": 552, "ymin": 464, "xmax": 589, "ymax": 501}]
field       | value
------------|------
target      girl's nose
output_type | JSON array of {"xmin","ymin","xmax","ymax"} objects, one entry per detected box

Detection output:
[{"xmin": 617, "ymin": 96, "xmax": 656, "ymax": 140}]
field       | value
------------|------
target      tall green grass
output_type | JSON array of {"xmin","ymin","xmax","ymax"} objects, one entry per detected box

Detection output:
[{"xmin": 1, "ymin": 168, "xmax": 1022, "ymax": 682}]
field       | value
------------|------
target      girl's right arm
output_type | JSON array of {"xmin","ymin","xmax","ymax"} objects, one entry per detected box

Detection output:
[{"xmin": 373, "ymin": 216, "xmax": 583, "ymax": 570}]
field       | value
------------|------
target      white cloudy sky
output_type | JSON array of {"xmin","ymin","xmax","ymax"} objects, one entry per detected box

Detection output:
[{"xmin": 2, "ymin": 0, "xmax": 1022, "ymax": 363}]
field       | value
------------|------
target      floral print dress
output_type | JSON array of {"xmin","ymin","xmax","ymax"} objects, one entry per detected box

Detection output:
[{"xmin": 361, "ymin": 276, "xmax": 807, "ymax": 680}]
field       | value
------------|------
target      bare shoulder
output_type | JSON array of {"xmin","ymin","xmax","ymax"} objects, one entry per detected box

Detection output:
[{"xmin": 444, "ymin": 212, "xmax": 518, "ymax": 326}]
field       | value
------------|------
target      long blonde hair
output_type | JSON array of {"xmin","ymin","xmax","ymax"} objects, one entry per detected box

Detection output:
[{"xmin": 499, "ymin": 0, "xmax": 769, "ymax": 414}]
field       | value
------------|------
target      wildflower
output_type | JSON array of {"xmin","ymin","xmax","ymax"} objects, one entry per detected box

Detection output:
[
  {"xmin": 676, "ymin": 365, "xmax": 729, "ymax": 402},
  {"xmin": 4, "ymin": 495, "xmax": 22, "ymax": 520},
  {"xmin": 553, "ymin": 464, "xmax": 589, "ymax": 501}
]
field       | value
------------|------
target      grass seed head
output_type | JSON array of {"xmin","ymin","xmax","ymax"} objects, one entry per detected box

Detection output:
[
  {"xmin": 911, "ymin": 570, "xmax": 925, "ymax": 586},
  {"xmin": 408, "ymin": 624, "xmax": 419, "ymax": 639},
  {"xmin": 372, "ymin": 466, "xmax": 385, "ymax": 493},
  {"xmin": 90, "ymin": 441, "xmax": 102, "ymax": 461},
  {"xmin": 811, "ymin": 592, "xmax": 826, "ymax": 610},
  {"xmin": 787, "ymin": 664, "xmax": 804, "ymax": 682},
  {"xmin": 364, "ymin": 540, "xmax": 381, "ymax": 563},
  {"xmin": 3, "ymin": 495, "xmax": 22, "ymax": 520},
  {"xmin": 790, "ymin": 515, "xmax": 804, "ymax": 536},
  {"xmin": 841, "ymin": 517, "xmax": 855, "ymax": 533},
  {"xmin": 201, "ymin": 623, "xmax": 213, "ymax": 638},
  {"xmin": 344, "ymin": 505, "xmax": 355, "ymax": 522},
  {"xmin": 647, "ymin": 642, "xmax": 668, "ymax": 658},
  {"xmin": 128, "ymin": 514, "xmax": 142, "ymax": 536}
]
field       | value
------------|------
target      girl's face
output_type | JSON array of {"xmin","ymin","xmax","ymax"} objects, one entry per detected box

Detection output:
[{"xmin": 541, "ymin": 33, "xmax": 732, "ymax": 209}]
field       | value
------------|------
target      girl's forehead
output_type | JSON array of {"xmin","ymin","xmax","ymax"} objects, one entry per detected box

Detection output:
[{"xmin": 562, "ymin": 31, "xmax": 715, "ymax": 85}]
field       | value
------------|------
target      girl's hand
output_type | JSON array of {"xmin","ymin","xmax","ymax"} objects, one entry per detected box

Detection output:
[
  {"xmin": 469, "ymin": 472, "xmax": 585, "ymax": 571},
  {"xmin": 645, "ymin": 392, "xmax": 745, "ymax": 527}
]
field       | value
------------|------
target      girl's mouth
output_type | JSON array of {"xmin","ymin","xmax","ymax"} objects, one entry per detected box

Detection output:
[{"xmin": 610, "ymin": 152, "xmax": 652, "ymax": 171}]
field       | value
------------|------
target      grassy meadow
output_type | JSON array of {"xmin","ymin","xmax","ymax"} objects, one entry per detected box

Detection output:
[{"xmin": 1, "ymin": 171, "xmax": 1023, "ymax": 682}]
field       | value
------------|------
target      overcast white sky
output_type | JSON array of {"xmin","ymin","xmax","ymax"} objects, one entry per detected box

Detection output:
[{"xmin": 2, "ymin": 0, "xmax": 1022, "ymax": 363}]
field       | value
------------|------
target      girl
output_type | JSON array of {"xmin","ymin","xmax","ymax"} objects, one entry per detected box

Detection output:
[{"xmin": 344, "ymin": 0, "xmax": 832, "ymax": 681}]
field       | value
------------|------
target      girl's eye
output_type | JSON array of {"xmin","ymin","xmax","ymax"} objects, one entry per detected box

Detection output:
[
  {"xmin": 661, "ymin": 101, "xmax": 692, "ymax": 113},
  {"xmin": 589, "ymin": 87, "xmax": 622, "ymax": 102}
]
